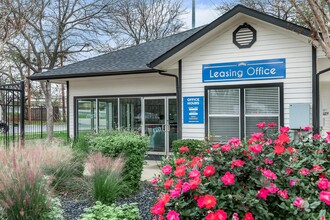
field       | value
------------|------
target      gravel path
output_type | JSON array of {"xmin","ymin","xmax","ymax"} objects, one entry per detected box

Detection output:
[{"xmin": 61, "ymin": 183, "xmax": 158, "ymax": 220}]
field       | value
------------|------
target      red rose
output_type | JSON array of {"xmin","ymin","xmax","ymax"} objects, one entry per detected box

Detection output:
[
  {"xmin": 189, "ymin": 177, "xmax": 201, "ymax": 190},
  {"xmin": 231, "ymin": 159, "xmax": 245, "ymax": 168},
  {"xmin": 151, "ymin": 202, "xmax": 165, "ymax": 215},
  {"xmin": 248, "ymin": 144, "xmax": 263, "ymax": 154},
  {"xmin": 205, "ymin": 209, "xmax": 228, "ymax": 220},
  {"xmin": 257, "ymin": 188, "xmax": 269, "ymax": 200},
  {"xmin": 221, "ymin": 171, "xmax": 235, "ymax": 185},
  {"xmin": 257, "ymin": 122, "xmax": 266, "ymax": 129},
  {"xmin": 197, "ymin": 195, "xmax": 216, "ymax": 209},
  {"xmin": 277, "ymin": 133, "xmax": 290, "ymax": 143},
  {"xmin": 243, "ymin": 212, "xmax": 254, "ymax": 220},
  {"xmin": 274, "ymin": 145, "xmax": 285, "ymax": 155},
  {"xmin": 175, "ymin": 157, "xmax": 186, "ymax": 165},
  {"xmin": 174, "ymin": 165, "xmax": 186, "ymax": 177},
  {"xmin": 212, "ymin": 142, "xmax": 221, "ymax": 149},
  {"xmin": 164, "ymin": 179, "xmax": 173, "ymax": 189},
  {"xmin": 204, "ymin": 165, "xmax": 216, "ymax": 177},
  {"xmin": 158, "ymin": 193, "xmax": 170, "ymax": 206},
  {"xmin": 179, "ymin": 146, "xmax": 189, "ymax": 153}
]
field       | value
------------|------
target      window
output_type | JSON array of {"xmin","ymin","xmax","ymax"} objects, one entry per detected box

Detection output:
[{"xmin": 207, "ymin": 84, "xmax": 282, "ymax": 142}]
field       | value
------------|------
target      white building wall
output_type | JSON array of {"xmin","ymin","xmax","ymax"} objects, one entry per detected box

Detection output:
[
  {"xmin": 181, "ymin": 18, "xmax": 313, "ymax": 139},
  {"xmin": 320, "ymin": 81, "xmax": 330, "ymax": 135},
  {"xmin": 68, "ymin": 73, "xmax": 176, "ymax": 137}
]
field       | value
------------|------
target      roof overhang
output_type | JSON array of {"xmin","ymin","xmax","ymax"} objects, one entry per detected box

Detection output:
[{"xmin": 29, "ymin": 68, "xmax": 156, "ymax": 81}]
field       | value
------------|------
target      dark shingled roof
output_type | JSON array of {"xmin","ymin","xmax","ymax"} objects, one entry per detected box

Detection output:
[{"xmin": 30, "ymin": 26, "xmax": 204, "ymax": 80}]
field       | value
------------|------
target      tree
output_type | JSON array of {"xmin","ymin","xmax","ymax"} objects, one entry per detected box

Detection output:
[
  {"xmin": 217, "ymin": 0, "xmax": 295, "ymax": 20},
  {"xmin": 1, "ymin": 0, "xmax": 110, "ymax": 140},
  {"xmin": 99, "ymin": 0, "xmax": 186, "ymax": 49},
  {"xmin": 290, "ymin": 0, "xmax": 330, "ymax": 59},
  {"xmin": 217, "ymin": 0, "xmax": 330, "ymax": 59}
]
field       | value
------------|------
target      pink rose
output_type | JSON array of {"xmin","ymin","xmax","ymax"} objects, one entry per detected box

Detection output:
[
  {"xmin": 257, "ymin": 188, "xmax": 269, "ymax": 200},
  {"xmin": 289, "ymin": 179, "xmax": 299, "ymax": 187},
  {"xmin": 257, "ymin": 122, "xmax": 266, "ymax": 129},
  {"xmin": 221, "ymin": 171, "xmax": 235, "ymax": 185},
  {"xmin": 166, "ymin": 210, "xmax": 180, "ymax": 220},
  {"xmin": 266, "ymin": 183, "xmax": 279, "ymax": 194},
  {"xmin": 299, "ymin": 168, "xmax": 309, "ymax": 176},
  {"xmin": 320, "ymin": 191, "xmax": 330, "ymax": 205},
  {"xmin": 170, "ymin": 189, "xmax": 181, "ymax": 198},
  {"xmin": 150, "ymin": 177, "xmax": 159, "ymax": 185},
  {"xmin": 317, "ymin": 178, "xmax": 329, "ymax": 190},
  {"xmin": 189, "ymin": 169, "xmax": 200, "ymax": 178},
  {"xmin": 251, "ymin": 132, "xmax": 264, "ymax": 140},
  {"xmin": 162, "ymin": 164, "xmax": 172, "ymax": 175},
  {"xmin": 293, "ymin": 197, "xmax": 305, "ymax": 209},
  {"xmin": 231, "ymin": 159, "xmax": 245, "ymax": 168},
  {"xmin": 261, "ymin": 169, "xmax": 277, "ymax": 180},
  {"xmin": 248, "ymin": 144, "xmax": 263, "ymax": 154},
  {"xmin": 280, "ymin": 126, "xmax": 290, "ymax": 134},
  {"xmin": 182, "ymin": 182, "xmax": 191, "ymax": 193},
  {"xmin": 313, "ymin": 134, "xmax": 321, "ymax": 139},
  {"xmin": 221, "ymin": 144, "xmax": 231, "ymax": 152},
  {"xmin": 277, "ymin": 189, "xmax": 289, "ymax": 199},
  {"xmin": 303, "ymin": 126, "xmax": 312, "ymax": 131}
]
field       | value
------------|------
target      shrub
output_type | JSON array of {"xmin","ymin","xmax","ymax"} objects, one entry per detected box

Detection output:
[
  {"xmin": 41, "ymin": 197, "xmax": 64, "ymax": 220},
  {"xmin": 86, "ymin": 152, "xmax": 125, "ymax": 204},
  {"xmin": 89, "ymin": 131, "xmax": 148, "ymax": 194},
  {"xmin": 0, "ymin": 148, "xmax": 52, "ymax": 220},
  {"xmin": 151, "ymin": 124, "xmax": 330, "ymax": 220},
  {"xmin": 172, "ymin": 139, "xmax": 205, "ymax": 156},
  {"xmin": 80, "ymin": 201, "xmax": 139, "ymax": 220}
]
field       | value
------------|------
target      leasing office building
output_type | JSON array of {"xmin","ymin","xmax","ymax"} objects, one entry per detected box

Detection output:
[{"xmin": 30, "ymin": 5, "xmax": 330, "ymax": 155}]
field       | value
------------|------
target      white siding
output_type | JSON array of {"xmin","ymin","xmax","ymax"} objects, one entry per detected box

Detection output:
[
  {"xmin": 181, "ymin": 18, "xmax": 313, "ymax": 139},
  {"xmin": 320, "ymin": 82, "xmax": 330, "ymax": 135},
  {"xmin": 68, "ymin": 73, "xmax": 176, "ymax": 137}
]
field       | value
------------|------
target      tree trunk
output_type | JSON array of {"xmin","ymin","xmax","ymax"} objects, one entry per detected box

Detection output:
[{"xmin": 41, "ymin": 81, "xmax": 54, "ymax": 141}]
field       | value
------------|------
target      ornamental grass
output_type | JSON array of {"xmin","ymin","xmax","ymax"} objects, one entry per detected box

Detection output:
[
  {"xmin": 151, "ymin": 124, "xmax": 330, "ymax": 220},
  {"xmin": 0, "ymin": 144, "xmax": 79, "ymax": 219}
]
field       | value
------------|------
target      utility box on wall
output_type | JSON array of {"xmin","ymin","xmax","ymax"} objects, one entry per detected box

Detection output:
[{"xmin": 289, "ymin": 103, "xmax": 310, "ymax": 129}]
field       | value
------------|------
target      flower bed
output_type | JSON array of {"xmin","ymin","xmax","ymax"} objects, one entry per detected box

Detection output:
[{"xmin": 151, "ymin": 123, "xmax": 330, "ymax": 220}]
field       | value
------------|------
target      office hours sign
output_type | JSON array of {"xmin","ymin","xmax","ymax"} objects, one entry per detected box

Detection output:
[{"xmin": 183, "ymin": 96, "xmax": 204, "ymax": 124}]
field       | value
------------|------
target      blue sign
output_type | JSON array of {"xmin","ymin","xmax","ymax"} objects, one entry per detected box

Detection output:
[
  {"xmin": 202, "ymin": 58, "xmax": 286, "ymax": 82},
  {"xmin": 184, "ymin": 96, "xmax": 204, "ymax": 124}
]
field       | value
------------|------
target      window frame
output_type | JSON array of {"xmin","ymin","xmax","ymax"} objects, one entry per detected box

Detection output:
[{"xmin": 205, "ymin": 83, "xmax": 284, "ymax": 140}]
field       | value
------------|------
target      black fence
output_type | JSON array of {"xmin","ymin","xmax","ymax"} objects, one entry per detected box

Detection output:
[
  {"xmin": 0, "ymin": 81, "xmax": 25, "ymax": 147},
  {"xmin": 1, "ymin": 81, "xmax": 67, "ymax": 147},
  {"xmin": 24, "ymin": 106, "xmax": 66, "ymax": 140}
]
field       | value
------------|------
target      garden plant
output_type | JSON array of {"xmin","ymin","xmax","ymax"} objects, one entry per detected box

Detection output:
[{"xmin": 151, "ymin": 123, "xmax": 330, "ymax": 220}]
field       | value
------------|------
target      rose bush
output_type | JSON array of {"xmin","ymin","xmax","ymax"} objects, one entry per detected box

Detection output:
[{"xmin": 151, "ymin": 123, "xmax": 330, "ymax": 220}]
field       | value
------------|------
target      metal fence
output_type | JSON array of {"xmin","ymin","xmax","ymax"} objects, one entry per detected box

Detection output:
[{"xmin": 1, "ymin": 81, "xmax": 67, "ymax": 147}]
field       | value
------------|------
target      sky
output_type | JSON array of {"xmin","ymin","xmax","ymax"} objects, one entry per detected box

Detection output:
[{"xmin": 181, "ymin": 0, "xmax": 223, "ymax": 29}]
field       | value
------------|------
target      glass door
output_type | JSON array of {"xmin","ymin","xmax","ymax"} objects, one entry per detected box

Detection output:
[{"xmin": 144, "ymin": 97, "xmax": 177, "ymax": 155}]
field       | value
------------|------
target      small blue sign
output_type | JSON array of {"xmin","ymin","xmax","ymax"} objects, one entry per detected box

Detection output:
[
  {"xmin": 202, "ymin": 58, "xmax": 286, "ymax": 82},
  {"xmin": 184, "ymin": 96, "xmax": 204, "ymax": 124}
]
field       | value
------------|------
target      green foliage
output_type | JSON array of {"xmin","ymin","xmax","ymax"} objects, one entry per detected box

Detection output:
[
  {"xmin": 172, "ymin": 139, "xmax": 205, "ymax": 156},
  {"xmin": 152, "ymin": 126, "xmax": 330, "ymax": 220},
  {"xmin": 92, "ymin": 170, "xmax": 123, "ymax": 204},
  {"xmin": 72, "ymin": 135, "xmax": 91, "ymax": 154},
  {"xmin": 89, "ymin": 131, "xmax": 148, "ymax": 194},
  {"xmin": 41, "ymin": 197, "xmax": 64, "ymax": 220},
  {"xmin": 80, "ymin": 201, "xmax": 139, "ymax": 220}
]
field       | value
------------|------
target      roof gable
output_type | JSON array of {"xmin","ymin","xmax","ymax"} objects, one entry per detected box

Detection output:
[{"xmin": 149, "ymin": 4, "xmax": 311, "ymax": 68}]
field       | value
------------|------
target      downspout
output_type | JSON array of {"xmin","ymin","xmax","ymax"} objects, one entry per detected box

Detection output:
[
  {"xmin": 158, "ymin": 68, "xmax": 182, "ymax": 139},
  {"xmin": 312, "ymin": 47, "xmax": 318, "ymax": 134}
]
